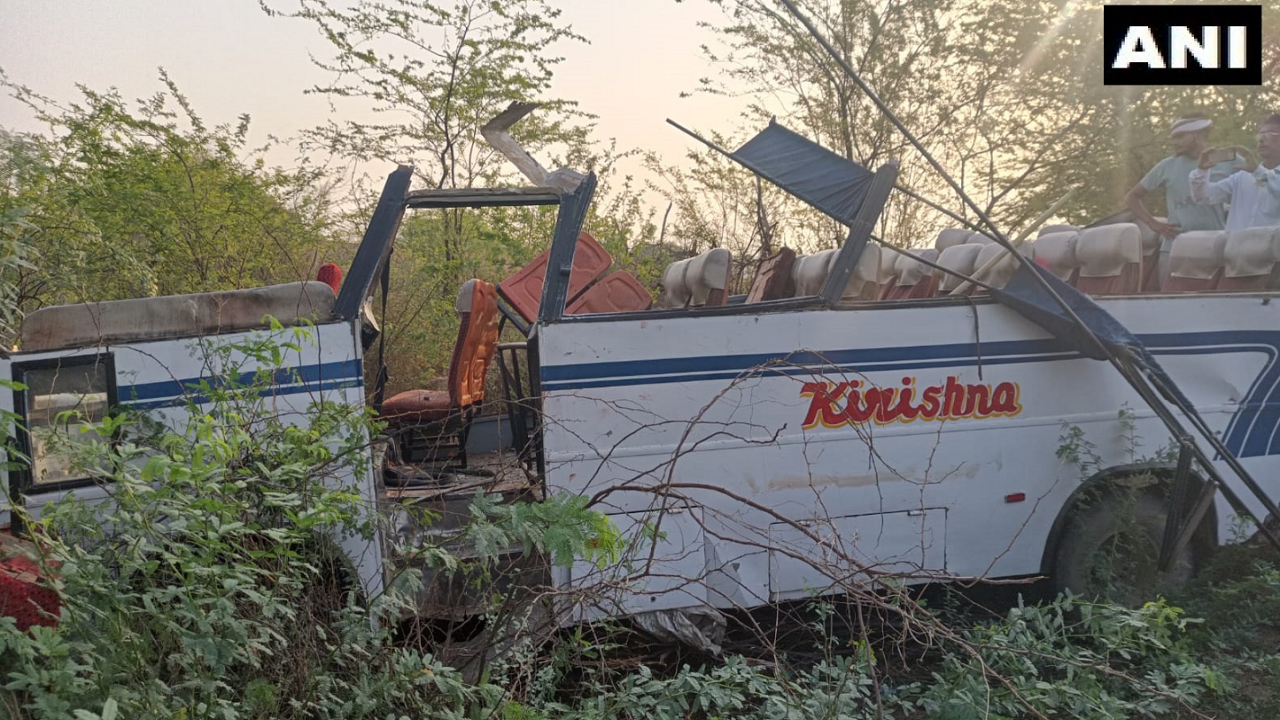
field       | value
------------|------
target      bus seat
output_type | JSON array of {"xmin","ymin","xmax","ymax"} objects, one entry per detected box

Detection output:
[
  {"xmin": 1165, "ymin": 231, "xmax": 1227, "ymax": 293},
  {"xmin": 566, "ymin": 271, "xmax": 653, "ymax": 314},
  {"xmin": 1038, "ymin": 223, "xmax": 1080, "ymax": 238},
  {"xmin": 878, "ymin": 248, "xmax": 901, "ymax": 300},
  {"xmin": 934, "ymin": 243, "xmax": 984, "ymax": 296},
  {"xmin": 498, "ymin": 231, "xmax": 612, "ymax": 323},
  {"xmin": 1032, "ymin": 231, "xmax": 1081, "ymax": 285},
  {"xmin": 793, "ymin": 245, "xmax": 883, "ymax": 300},
  {"xmin": 1219, "ymin": 227, "xmax": 1280, "ymax": 291},
  {"xmin": 746, "ymin": 247, "xmax": 797, "ymax": 302},
  {"xmin": 1075, "ymin": 224, "xmax": 1142, "ymax": 295},
  {"xmin": 380, "ymin": 279, "xmax": 500, "ymax": 425},
  {"xmin": 662, "ymin": 247, "xmax": 732, "ymax": 308},
  {"xmin": 852, "ymin": 243, "xmax": 884, "ymax": 300},
  {"xmin": 884, "ymin": 248, "xmax": 937, "ymax": 300},
  {"xmin": 971, "ymin": 242, "xmax": 1029, "ymax": 295},
  {"xmin": 791, "ymin": 249, "xmax": 833, "ymax": 297},
  {"xmin": 935, "ymin": 228, "xmax": 971, "ymax": 252},
  {"xmin": 876, "ymin": 244, "xmax": 900, "ymax": 296}
]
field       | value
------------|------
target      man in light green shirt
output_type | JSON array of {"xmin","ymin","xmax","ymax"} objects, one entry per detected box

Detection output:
[{"xmin": 1125, "ymin": 114, "xmax": 1238, "ymax": 284}]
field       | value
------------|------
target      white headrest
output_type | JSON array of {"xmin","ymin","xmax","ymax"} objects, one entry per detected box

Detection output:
[
  {"xmin": 935, "ymin": 229, "xmax": 971, "ymax": 251},
  {"xmin": 791, "ymin": 246, "xmax": 883, "ymax": 299},
  {"xmin": 936, "ymin": 243, "xmax": 984, "ymax": 292},
  {"xmin": 792, "ymin": 248, "xmax": 836, "ymax": 297},
  {"xmin": 965, "ymin": 232, "xmax": 998, "ymax": 245},
  {"xmin": 1032, "ymin": 231, "xmax": 1080, "ymax": 282},
  {"xmin": 895, "ymin": 248, "xmax": 938, "ymax": 286},
  {"xmin": 456, "ymin": 279, "xmax": 478, "ymax": 312},
  {"xmin": 662, "ymin": 247, "xmax": 731, "ymax": 307},
  {"xmin": 1038, "ymin": 223, "xmax": 1080, "ymax": 238},
  {"xmin": 878, "ymin": 245, "xmax": 901, "ymax": 283},
  {"xmin": 1170, "ymin": 231, "xmax": 1228, "ymax": 280},
  {"xmin": 973, "ymin": 243, "xmax": 1030, "ymax": 290},
  {"xmin": 852, "ymin": 244, "xmax": 883, "ymax": 291},
  {"xmin": 1076, "ymin": 225, "xmax": 1142, "ymax": 278},
  {"xmin": 1223, "ymin": 227, "xmax": 1280, "ymax": 278}
]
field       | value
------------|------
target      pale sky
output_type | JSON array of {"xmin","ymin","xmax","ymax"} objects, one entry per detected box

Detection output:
[{"xmin": 0, "ymin": 0, "xmax": 750, "ymax": 201}]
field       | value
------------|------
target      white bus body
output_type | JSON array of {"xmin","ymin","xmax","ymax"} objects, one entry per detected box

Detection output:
[{"xmin": 538, "ymin": 292, "xmax": 1280, "ymax": 620}]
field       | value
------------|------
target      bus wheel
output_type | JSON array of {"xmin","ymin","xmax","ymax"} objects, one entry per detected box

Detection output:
[{"xmin": 1052, "ymin": 490, "xmax": 1203, "ymax": 606}]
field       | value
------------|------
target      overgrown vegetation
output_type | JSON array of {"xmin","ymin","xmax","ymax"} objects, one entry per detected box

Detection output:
[
  {"xmin": 2, "ymin": 340, "xmax": 1278, "ymax": 718},
  {"xmin": 6, "ymin": 1, "xmax": 1280, "ymax": 717},
  {"xmin": 0, "ymin": 328, "xmax": 624, "ymax": 719}
]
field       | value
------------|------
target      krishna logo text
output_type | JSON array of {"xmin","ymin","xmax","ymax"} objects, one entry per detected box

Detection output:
[{"xmin": 801, "ymin": 376, "xmax": 1023, "ymax": 429}]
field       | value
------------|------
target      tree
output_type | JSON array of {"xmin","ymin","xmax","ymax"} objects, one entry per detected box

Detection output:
[
  {"xmin": 1, "ymin": 71, "xmax": 337, "ymax": 325},
  {"xmin": 679, "ymin": 0, "xmax": 1280, "ymax": 248},
  {"xmin": 263, "ymin": 0, "xmax": 659, "ymax": 391}
]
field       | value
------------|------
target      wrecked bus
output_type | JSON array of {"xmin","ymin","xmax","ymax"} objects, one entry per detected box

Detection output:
[{"xmin": 3, "ymin": 117, "xmax": 1280, "ymax": 659}]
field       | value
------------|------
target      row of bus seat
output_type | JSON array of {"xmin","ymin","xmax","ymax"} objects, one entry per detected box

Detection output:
[
  {"xmin": 660, "ymin": 242, "xmax": 891, "ymax": 308},
  {"xmin": 879, "ymin": 223, "xmax": 1280, "ymax": 297},
  {"xmin": 496, "ymin": 223, "xmax": 1280, "ymax": 320},
  {"xmin": 1162, "ymin": 227, "xmax": 1280, "ymax": 292}
]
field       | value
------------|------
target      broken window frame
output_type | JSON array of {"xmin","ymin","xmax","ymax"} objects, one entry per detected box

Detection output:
[{"xmin": 9, "ymin": 352, "xmax": 118, "ymax": 500}]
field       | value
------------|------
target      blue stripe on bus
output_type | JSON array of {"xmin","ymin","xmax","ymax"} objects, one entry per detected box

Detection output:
[
  {"xmin": 123, "ymin": 377, "xmax": 364, "ymax": 411},
  {"xmin": 538, "ymin": 330, "xmax": 1280, "ymax": 458},
  {"xmin": 119, "ymin": 359, "xmax": 363, "ymax": 403}
]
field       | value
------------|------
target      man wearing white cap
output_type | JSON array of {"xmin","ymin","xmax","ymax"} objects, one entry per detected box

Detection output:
[{"xmin": 1126, "ymin": 114, "xmax": 1237, "ymax": 282}]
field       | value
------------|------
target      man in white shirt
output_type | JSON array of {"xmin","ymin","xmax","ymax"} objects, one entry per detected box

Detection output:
[{"xmin": 1189, "ymin": 114, "xmax": 1280, "ymax": 232}]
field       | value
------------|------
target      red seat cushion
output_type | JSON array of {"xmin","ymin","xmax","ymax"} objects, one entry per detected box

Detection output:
[
  {"xmin": 566, "ymin": 271, "xmax": 653, "ymax": 314},
  {"xmin": 380, "ymin": 389, "xmax": 452, "ymax": 424},
  {"xmin": 498, "ymin": 232, "xmax": 613, "ymax": 323}
]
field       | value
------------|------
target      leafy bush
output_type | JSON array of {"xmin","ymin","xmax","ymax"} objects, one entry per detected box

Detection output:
[
  {"xmin": 915, "ymin": 594, "xmax": 1221, "ymax": 719},
  {"xmin": 0, "ymin": 328, "xmax": 611, "ymax": 719}
]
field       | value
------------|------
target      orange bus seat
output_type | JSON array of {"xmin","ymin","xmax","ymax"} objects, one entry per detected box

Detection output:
[
  {"xmin": 498, "ymin": 232, "xmax": 612, "ymax": 323},
  {"xmin": 566, "ymin": 271, "xmax": 654, "ymax": 315},
  {"xmin": 381, "ymin": 279, "xmax": 500, "ymax": 424}
]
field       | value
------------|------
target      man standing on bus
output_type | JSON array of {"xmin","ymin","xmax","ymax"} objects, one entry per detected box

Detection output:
[
  {"xmin": 1125, "ymin": 114, "xmax": 1236, "ymax": 285},
  {"xmin": 1189, "ymin": 114, "xmax": 1280, "ymax": 232}
]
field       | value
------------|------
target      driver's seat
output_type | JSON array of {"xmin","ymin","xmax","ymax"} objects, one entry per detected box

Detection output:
[{"xmin": 379, "ymin": 279, "xmax": 500, "ymax": 467}]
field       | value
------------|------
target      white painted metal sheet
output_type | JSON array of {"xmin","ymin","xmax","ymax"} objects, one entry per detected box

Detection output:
[
  {"xmin": 768, "ymin": 509, "xmax": 946, "ymax": 602},
  {"xmin": 566, "ymin": 506, "xmax": 707, "ymax": 620}
]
